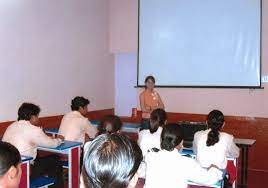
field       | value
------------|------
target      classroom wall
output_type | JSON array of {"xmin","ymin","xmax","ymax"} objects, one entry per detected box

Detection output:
[
  {"xmin": 0, "ymin": 0, "xmax": 114, "ymax": 122},
  {"xmin": 110, "ymin": 0, "xmax": 268, "ymax": 118}
]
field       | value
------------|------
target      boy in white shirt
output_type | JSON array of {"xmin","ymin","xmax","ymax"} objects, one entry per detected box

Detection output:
[
  {"xmin": 138, "ymin": 108, "xmax": 167, "ymax": 156},
  {"xmin": 193, "ymin": 110, "xmax": 240, "ymax": 170},
  {"xmin": 59, "ymin": 96, "xmax": 98, "ymax": 144},
  {"xmin": 3, "ymin": 103, "xmax": 64, "ymax": 188},
  {"xmin": 144, "ymin": 124, "xmax": 223, "ymax": 188}
]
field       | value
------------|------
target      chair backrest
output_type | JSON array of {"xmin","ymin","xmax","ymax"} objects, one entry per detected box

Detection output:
[{"xmin": 178, "ymin": 121, "xmax": 207, "ymax": 148}]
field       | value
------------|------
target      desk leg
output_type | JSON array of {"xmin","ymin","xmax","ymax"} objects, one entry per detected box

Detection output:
[
  {"xmin": 19, "ymin": 161, "xmax": 30, "ymax": 188},
  {"xmin": 68, "ymin": 147, "xmax": 80, "ymax": 188},
  {"xmin": 239, "ymin": 146, "xmax": 249, "ymax": 188}
]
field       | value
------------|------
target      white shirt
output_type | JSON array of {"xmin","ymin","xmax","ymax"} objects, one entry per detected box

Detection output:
[
  {"xmin": 138, "ymin": 127, "xmax": 162, "ymax": 156},
  {"xmin": 2, "ymin": 120, "xmax": 61, "ymax": 160},
  {"xmin": 59, "ymin": 111, "xmax": 98, "ymax": 144},
  {"xmin": 193, "ymin": 129, "xmax": 240, "ymax": 169},
  {"xmin": 144, "ymin": 149, "xmax": 223, "ymax": 188}
]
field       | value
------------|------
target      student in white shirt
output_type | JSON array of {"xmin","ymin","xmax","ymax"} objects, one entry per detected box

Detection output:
[
  {"xmin": 81, "ymin": 133, "xmax": 143, "ymax": 188},
  {"xmin": 59, "ymin": 96, "xmax": 98, "ymax": 144},
  {"xmin": 193, "ymin": 110, "xmax": 240, "ymax": 169},
  {"xmin": 144, "ymin": 124, "xmax": 223, "ymax": 188},
  {"xmin": 0, "ymin": 142, "xmax": 22, "ymax": 188},
  {"xmin": 138, "ymin": 108, "xmax": 167, "ymax": 156},
  {"xmin": 2, "ymin": 103, "xmax": 64, "ymax": 188}
]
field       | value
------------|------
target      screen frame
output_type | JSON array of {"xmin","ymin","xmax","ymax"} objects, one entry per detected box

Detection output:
[{"xmin": 137, "ymin": 0, "xmax": 263, "ymax": 89}]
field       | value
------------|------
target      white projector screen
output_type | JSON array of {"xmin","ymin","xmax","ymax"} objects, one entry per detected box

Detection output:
[{"xmin": 138, "ymin": 0, "xmax": 261, "ymax": 88}]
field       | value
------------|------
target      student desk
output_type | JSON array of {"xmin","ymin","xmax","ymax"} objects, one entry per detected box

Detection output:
[
  {"xmin": 37, "ymin": 141, "xmax": 82, "ymax": 188},
  {"xmin": 45, "ymin": 121, "xmax": 141, "ymax": 136},
  {"xmin": 234, "ymin": 138, "xmax": 256, "ymax": 188},
  {"xmin": 19, "ymin": 156, "xmax": 33, "ymax": 188}
]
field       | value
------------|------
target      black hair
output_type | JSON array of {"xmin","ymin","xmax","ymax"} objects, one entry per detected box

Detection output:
[
  {"xmin": 206, "ymin": 110, "xmax": 225, "ymax": 147},
  {"xmin": 160, "ymin": 123, "xmax": 183, "ymax": 151},
  {"xmin": 98, "ymin": 115, "xmax": 122, "ymax": 135},
  {"xmin": 71, "ymin": 96, "xmax": 90, "ymax": 111},
  {"xmin": 145, "ymin": 75, "xmax": 155, "ymax": 84},
  {"xmin": 0, "ymin": 142, "xmax": 21, "ymax": 177},
  {"xmin": 18, "ymin": 103, "xmax": 40, "ymax": 121},
  {"xmin": 149, "ymin": 108, "xmax": 167, "ymax": 133},
  {"xmin": 82, "ymin": 134, "xmax": 142, "ymax": 188}
]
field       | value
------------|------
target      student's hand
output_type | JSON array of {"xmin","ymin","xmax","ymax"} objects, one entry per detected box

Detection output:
[{"xmin": 56, "ymin": 134, "xmax": 65, "ymax": 140}]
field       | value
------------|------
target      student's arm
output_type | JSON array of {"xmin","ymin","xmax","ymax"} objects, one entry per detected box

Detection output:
[
  {"xmin": 137, "ymin": 131, "xmax": 143, "ymax": 145},
  {"xmin": 185, "ymin": 157, "xmax": 223, "ymax": 186},
  {"xmin": 140, "ymin": 93, "xmax": 150, "ymax": 113},
  {"xmin": 32, "ymin": 127, "xmax": 62, "ymax": 148},
  {"xmin": 192, "ymin": 133, "xmax": 198, "ymax": 154},
  {"xmin": 156, "ymin": 92, "xmax": 165, "ymax": 109},
  {"xmin": 85, "ymin": 120, "xmax": 98, "ymax": 139},
  {"xmin": 227, "ymin": 136, "xmax": 240, "ymax": 158}
]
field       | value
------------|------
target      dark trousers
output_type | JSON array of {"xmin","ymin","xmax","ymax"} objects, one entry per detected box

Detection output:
[{"xmin": 31, "ymin": 154, "xmax": 64, "ymax": 188}]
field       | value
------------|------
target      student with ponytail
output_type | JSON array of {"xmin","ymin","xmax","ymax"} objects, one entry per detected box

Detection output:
[
  {"xmin": 138, "ymin": 108, "xmax": 167, "ymax": 156},
  {"xmin": 193, "ymin": 110, "xmax": 240, "ymax": 169},
  {"xmin": 144, "ymin": 124, "xmax": 223, "ymax": 188}
]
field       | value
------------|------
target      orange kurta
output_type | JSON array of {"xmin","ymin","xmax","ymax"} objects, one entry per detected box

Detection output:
[{"xmin": 140, "ymin": 90, "xmax": 161, "ymax": 119}]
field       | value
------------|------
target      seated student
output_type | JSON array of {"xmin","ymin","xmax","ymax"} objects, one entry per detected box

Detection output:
[
  {"xmin": 138, "ymin": 108, "xmax": 167, "ymax": 156},
  {"xmin": 2, "ymin": 103, "xmax": 64, "ymax": 188},
  {"xmin": 193, "ymin": 110, "xmax": 240, "ymax": 170},
  {"xmin": 83, "ymin": 115, "xmax": 123, "ymax": 154},
  {"xmin": 59, "ymin": 96, "xmax": 98, "ymax": 144},
  {"xmin": 144, "ymin": 124, "xmax": 223, "ymax": 188},
  {"xmin": 0, "ymin": 142, "xmax": 21, "ymax": 188},
  {"xmin": 81, "ymin": 133, "xmax": 143, "ymax": 188},
  {"xmin": 97, "ymin": 115, "xmax": 122, "ymax": 135}
]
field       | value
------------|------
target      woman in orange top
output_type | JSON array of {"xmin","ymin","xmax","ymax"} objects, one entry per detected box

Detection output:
[{"xmin": 139, "ymin": 76, "xmax": 165, "ymax": 130}]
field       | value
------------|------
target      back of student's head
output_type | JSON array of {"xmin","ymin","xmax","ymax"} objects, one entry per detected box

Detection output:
[
  {"xmin": 149, "ymin": 108, "xmax": 167, "ymax": 133},
  {"xmin": 98, "ymin": 115, "xmax": 122, "ymax": 135},
  {"xmin": 0, "ymin": 142, "xmax": 21, "ymax": 188},
  {"xmin": 206, "ymin": 110, "xmax": 225, "ymax": 147},
  {"xmin": 82, "ymin": 133, "xmax": 143, "ymax": 188},
  {"xmin": 160, "ymin": 123, "xmax": 183, "ymax": 151},
  {"xmin": 17, "ymin": 103, "xmax": 40, "ymax": 121},
  {"xmin": 71, "ymin": 96, "xmax": 90, "ymax": 111}
]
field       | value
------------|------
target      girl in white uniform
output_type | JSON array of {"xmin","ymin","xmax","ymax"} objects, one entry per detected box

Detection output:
[
  {"xmin": 193, "ymin": 110, "xmax": 239, "ymax": 169},
  {"xmin": 138, "ymin": 108, "xmax": 167, "ymax": 156},
  {"xmin": 144, "ymin": 124, "xmax": 223, "ymax": 188}
]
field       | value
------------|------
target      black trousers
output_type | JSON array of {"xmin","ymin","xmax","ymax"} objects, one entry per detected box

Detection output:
[{"xmin": 31, "ymin": 154, "xmax": 64, "ymax": 188}]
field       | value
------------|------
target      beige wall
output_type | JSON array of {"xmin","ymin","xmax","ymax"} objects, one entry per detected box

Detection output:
[{"xmin": 0, "ymin": 0, "xmax": 114, "ymax": 121}]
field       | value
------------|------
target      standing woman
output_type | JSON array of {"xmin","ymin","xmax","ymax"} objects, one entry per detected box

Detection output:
[{"xmin": 139, "ymin": 76, "xmax": 165, "ymax": 130}]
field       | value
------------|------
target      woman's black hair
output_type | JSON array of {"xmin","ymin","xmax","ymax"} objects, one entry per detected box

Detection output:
[
  {"xmin": 0, "ymin": 142, "xmax": 21, "ymax": 177},
  {"xmin": 149, "ymin": 109, "xmax": 167, "ymax": 133},
  {"xmin": 160, "ymin": 123, "xmax": 183, "ymax": 151},
  {"xmin": 82, "ymin": 134, "xmax": 143, "ymax": 188},
  {"xmin": 145, "ymin": 75, "xmax": 155, "ymax": 84},
  {"xmin": 71, "ymin": 96, "xmax": 90, "ymax": 111},
  {"xmin": 18, "ymin": 103, "xmax": 40, "ymax": 121},
  {"xmin": 98, "ymin": 115, "xmax": 123, "ymax": 135},
  {"xmin": 206, "ymin": 110, "xmax": 225, "ymax": 147}
]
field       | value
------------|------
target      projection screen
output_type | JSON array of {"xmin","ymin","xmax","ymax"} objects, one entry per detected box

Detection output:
[{"xmin": 138, "ymin": 0, "xmax": 262, "ymax": 88}]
